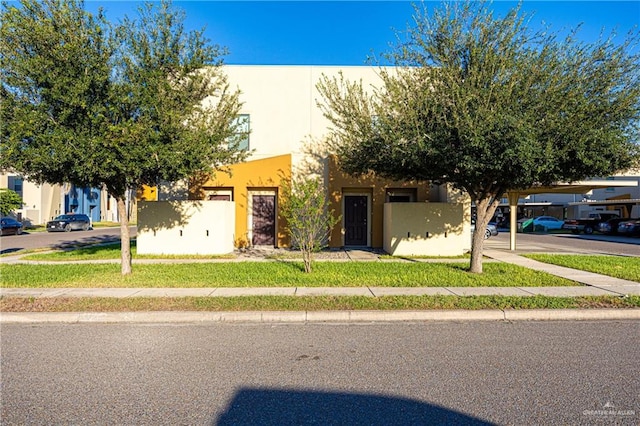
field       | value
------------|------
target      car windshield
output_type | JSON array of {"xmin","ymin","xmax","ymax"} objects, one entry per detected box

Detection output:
[{"xmin": 54, "ymin": 215, "xmax": 74, "ymax": 220}]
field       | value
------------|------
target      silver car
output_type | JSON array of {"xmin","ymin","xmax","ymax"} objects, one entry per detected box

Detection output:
[{"xmin": 471, "ymin": 221, "xmax": 499, "ymax": 239}]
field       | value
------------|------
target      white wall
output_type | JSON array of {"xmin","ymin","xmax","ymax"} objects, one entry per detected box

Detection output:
[
  {"xmin": 137, "ymin": 201, "xmax": 235, "ymax": 255},
  {"xmin": 224, "ymin": 65, "xmax": 383, "ymax": 170}
]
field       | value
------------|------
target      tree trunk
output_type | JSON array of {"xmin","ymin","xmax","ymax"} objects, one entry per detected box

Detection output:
[
  {"xmin": 117, "ymin": 196, "xmax": 132, "ymax": 275},
  {"xmin": 469, "ymin": 195, "xmax": 501, "ymax": 274},
  {"xmin": 302, "ymin": 239, "xmax": 313, "ymax": 273}
]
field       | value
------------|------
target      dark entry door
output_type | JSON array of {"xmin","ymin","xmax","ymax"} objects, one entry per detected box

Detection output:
[
  {"xmin": 344, "ymin": 195, "xmax": 368, "ymax": 246},
  {"xmin": 252, "ymin": 195, "xmax": 275, "ymax": 246}
]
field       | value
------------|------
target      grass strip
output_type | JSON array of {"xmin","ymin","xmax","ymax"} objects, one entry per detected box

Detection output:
[
  {"xmin": 1, "ymin": 295, "xmax": 638, "ymax": 312},
  {"xmin": 0, "ymin": 262, "xmax": 577, "ymax": 288},
  {"xmin": 524, "ymin": 254, "xmax": 640, "ymax": 282}
]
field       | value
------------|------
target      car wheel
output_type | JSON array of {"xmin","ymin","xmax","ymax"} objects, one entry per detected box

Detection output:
[
  {"xmin": 584, "ymin": 226, "xmax": 593, "ymax": 235},
  {"xmin": 64, "ymin": 224, "xmax": 72, "ymax": 232},
  {"xmin": 82, "ymin": 223, "xmax": 89, "ymax": 231},
  {"xmin": 484, "ymin": 229, "xmax": 491, "ymax": 239},
  {"xmin": 16, "ymin": 228, "xmax": 22, "ymax": 235}
]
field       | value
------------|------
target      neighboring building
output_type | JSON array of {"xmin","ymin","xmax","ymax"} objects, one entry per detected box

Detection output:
[
  {"xmin": 137, "ymin": 65, "xmax": 471, "ymax": 256},
  {"xmin": 0, "ymin": 173, "xmax": 60, "ymax": 225},
  {"xmin": 0, "ymin": 173, "xmax": 120, "ymax": 225}
]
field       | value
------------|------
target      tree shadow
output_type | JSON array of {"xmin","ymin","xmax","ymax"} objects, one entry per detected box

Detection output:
[
  {"xmin": 0, "ymin": 247, "xmax": 23, "ymax": 255},
  {"xmin": 49, "ymin": 234, "xmax": 128, "ymax": 250},
  {"xmin": 213, "ymin": 388, "xmax": 495, "ymax": 425},
  {"xmin": 137, "ymin": 200, "xmax": 199, "ymax": 233}
]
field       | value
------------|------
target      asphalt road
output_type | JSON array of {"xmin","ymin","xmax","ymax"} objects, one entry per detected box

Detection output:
[
  {"xmin": 485, "ymin": 231, "xmax": 640, "ymax": 256},
  {"xmin": 0, "ymin": 226, "xmax": 136, "ymax": 255},
  {"xmin": 1, "ymin": 321, "xmax": 638, "ymax": 425}
]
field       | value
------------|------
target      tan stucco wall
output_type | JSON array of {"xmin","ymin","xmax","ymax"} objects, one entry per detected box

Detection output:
[
  {"xmin": 383, "ymin": 202, "xmax": 470, "ymax": 256},
  {"xmin": 327, "ymin": 156, "xmax": 430, "ymax": 248},
  {"xmin": 137, "ymin": 200, "xmax": 235, "ymax": 255}
]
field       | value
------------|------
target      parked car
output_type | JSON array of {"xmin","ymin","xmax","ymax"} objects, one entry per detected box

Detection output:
[
  {"xmin": 597, "ymin": 218, "xmax": 629, "ymax": 235},
  {"xmin": 46, "ymin": 214, "xmax": 91, "ymax": 232},
  {"xmin": 471, "ymin": 221, "xmax": 499, "ymax": 239},
  {"xmin": 563, "ymin": 212, "xmax": 620, "ymax": 235},
  {"xmin": 617, "ymin": 219, "xmax": 640, "ymax": 236},
  {"xmin": 0, "ymin": 217, "xmax": 23, "ymax": 236},
  {"xmin": 531, "ymin": 216, "xmax": 565, "ymax": 231}
]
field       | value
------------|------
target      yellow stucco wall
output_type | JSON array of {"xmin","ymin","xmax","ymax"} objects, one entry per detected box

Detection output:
[
  {"xmin": 138, "ymin": 186, "xmax": 157, "ymax": 201},
  {"xmin": 194, "ymin": 154, "xmax": 292, "ymax": 248}
]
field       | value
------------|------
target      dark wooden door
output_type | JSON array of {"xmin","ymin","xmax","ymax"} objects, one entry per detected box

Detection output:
[
  {"xmin": 344, "ymin": 195, "xmax": 368, "ymax": 246},
  {"xmin": 252, "ymin": 195, "xmax": 275, "ymax": 246}
]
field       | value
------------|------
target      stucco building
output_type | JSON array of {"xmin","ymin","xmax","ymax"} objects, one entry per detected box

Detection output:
[{"xmin": 137, "ymin": 65, "xmax": 472, "ymax": 256}]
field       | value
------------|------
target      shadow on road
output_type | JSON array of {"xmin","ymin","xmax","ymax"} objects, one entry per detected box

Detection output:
[
  {"xmin": 50, "ymin": 234, "xmax": 123, "ymax": 250},
  {"xmin": 214, "ymin": 388, "xmax": 495, "ymax": 425}
]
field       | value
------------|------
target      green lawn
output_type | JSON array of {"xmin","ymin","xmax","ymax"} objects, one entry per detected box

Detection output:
[
  {"xmin": 525, "ymin": 254, "xmax": 640, "ymax": 282},
  {"xmin": 2, "ymin": 295, "xmax": 638, "ymax": 312},
  {"xmin": 0, "ymin": 261, "xmax": 578, "ymax": 288}
]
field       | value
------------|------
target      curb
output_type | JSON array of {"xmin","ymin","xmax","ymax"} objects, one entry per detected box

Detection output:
[{"xmin": 2, "ymin": 309, "xmax": 639, "ymax": 324}]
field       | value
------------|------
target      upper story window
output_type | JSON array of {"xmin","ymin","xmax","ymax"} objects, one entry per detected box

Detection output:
[
  {"xmin": 7, "ymin": 176, "xmax": 23, "ymax": 197},
  {"xmin": 229, "ymin": 114, "xmax": 250, "ymax": 151}
]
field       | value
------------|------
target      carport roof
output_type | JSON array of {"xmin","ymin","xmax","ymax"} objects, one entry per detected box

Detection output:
[{"xmin": 509, "ymin": 180, "xmax": 638, "ymax": 196}]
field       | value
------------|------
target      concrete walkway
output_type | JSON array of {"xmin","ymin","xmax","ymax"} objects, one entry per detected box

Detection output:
[
  {"xmin": 483, "ymin": 249, "xmax": 640, "ymax": 296},
  {"xmin": 1, "ymin": 249, "xmax": 639, "ymax": 298},
  {"xmin": 2, "ymin": 247, "xmax": 640, "ymax": 323}
]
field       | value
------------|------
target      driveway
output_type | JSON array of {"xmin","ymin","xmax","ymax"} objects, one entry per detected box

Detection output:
[{"xmin": 485, "ymin": 231, "xmax": 640, "ymax": 256}]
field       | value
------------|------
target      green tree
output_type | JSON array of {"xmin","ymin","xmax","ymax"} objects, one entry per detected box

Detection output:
[
  {"xmin": 279, "ymin": 176, "xmax": 340, "ymax": 273},
  {"xmin": 0, "ymin": 0, "xmax": 247, "ymax": 274},
  {"xmin": 0, "ymin": 188, "xmax": 23, "ymax": 216},
  {"xmin": 318, "ymin": 1, "xmax": 640, "ymax": 273}
]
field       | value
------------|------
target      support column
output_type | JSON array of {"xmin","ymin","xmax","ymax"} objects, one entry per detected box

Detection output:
[{"xmin": 507, "ymin": 191, "xmax": 519, "ymax": 251}]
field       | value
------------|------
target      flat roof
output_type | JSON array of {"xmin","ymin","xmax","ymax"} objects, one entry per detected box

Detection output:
[
  {"xmin": 567, "ymin": 199, "xmax": 640, "ymax": 206},
  {"xmin": 510, "ymin": 180, "xmax": 638, "ymax": 196}
]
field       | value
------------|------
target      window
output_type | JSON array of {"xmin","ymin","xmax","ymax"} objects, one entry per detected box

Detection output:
[
  {"xmin": 7, "ymin": 176, "xmax": 23, "ymax": 197},
  {"xmin": 229, "ymin": 114, "xmax": 250, "ymax": 151},
  {"xmin": 386, "ymin": 188, "xmax": 417, "ymax": 203},
  {"xmin": 206, "ymin": 188, "xmax": 233, "ymax": 201}
]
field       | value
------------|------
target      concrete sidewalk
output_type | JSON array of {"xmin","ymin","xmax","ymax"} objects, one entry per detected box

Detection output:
[
  {"xmin": 2, "ymin": 248, "xmax": 638, "ymax": 297},
  {"xmin": 483, "ymin": 249, "xmax": 640, "ymax": 295},
  {"xmin": 2, "ymin": 247, "xmax": 639, "ymax": 323},
  {"xmin": 0, "ymin": 283, "xmax": 636, "ymax": 299}
]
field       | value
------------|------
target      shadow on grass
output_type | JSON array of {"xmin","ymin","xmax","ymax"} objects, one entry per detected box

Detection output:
[{"xmin": 214, "ymin": 388, "xmax": 494, "ymax": 425}]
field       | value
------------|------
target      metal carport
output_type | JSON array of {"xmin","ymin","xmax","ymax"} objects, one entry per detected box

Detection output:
[{"xmin": 505, "ymin": 180, "xmax": 638, "ymax": 250}]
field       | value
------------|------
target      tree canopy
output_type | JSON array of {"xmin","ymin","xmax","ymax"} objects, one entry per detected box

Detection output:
[
  {"xmin": 0, "ymin": 188, "xmax": 23, "ymax": 216},
  {"xmin": 318, "ymin": 1, "xmax": 640, "ymax": 273},
  {"xmin": 0, "ymin": 0, "xmax": 247, "ymax": 274}
]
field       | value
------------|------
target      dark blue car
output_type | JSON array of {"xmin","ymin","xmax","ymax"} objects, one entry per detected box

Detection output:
[
  {"xmin": 46, "ymin": 214, "xmax": 91, "ymax": 232},
  {"xmin": 1, "ymin": 217, "xmax": 23, "ymax": 236}
]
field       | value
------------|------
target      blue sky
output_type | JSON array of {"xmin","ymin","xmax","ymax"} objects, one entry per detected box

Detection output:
[{"xmin": 85, "ymin": 1, "xmax": 640, "ymax": 65}]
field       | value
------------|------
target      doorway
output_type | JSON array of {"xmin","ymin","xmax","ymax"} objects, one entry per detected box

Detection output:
[
  {"xmin": 251, "ymin": 194, "xmax": 276, "ymax": 246},
  {"xmin": 344, "ymin": 195, "xmax": 369, "ymax": 246}
]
